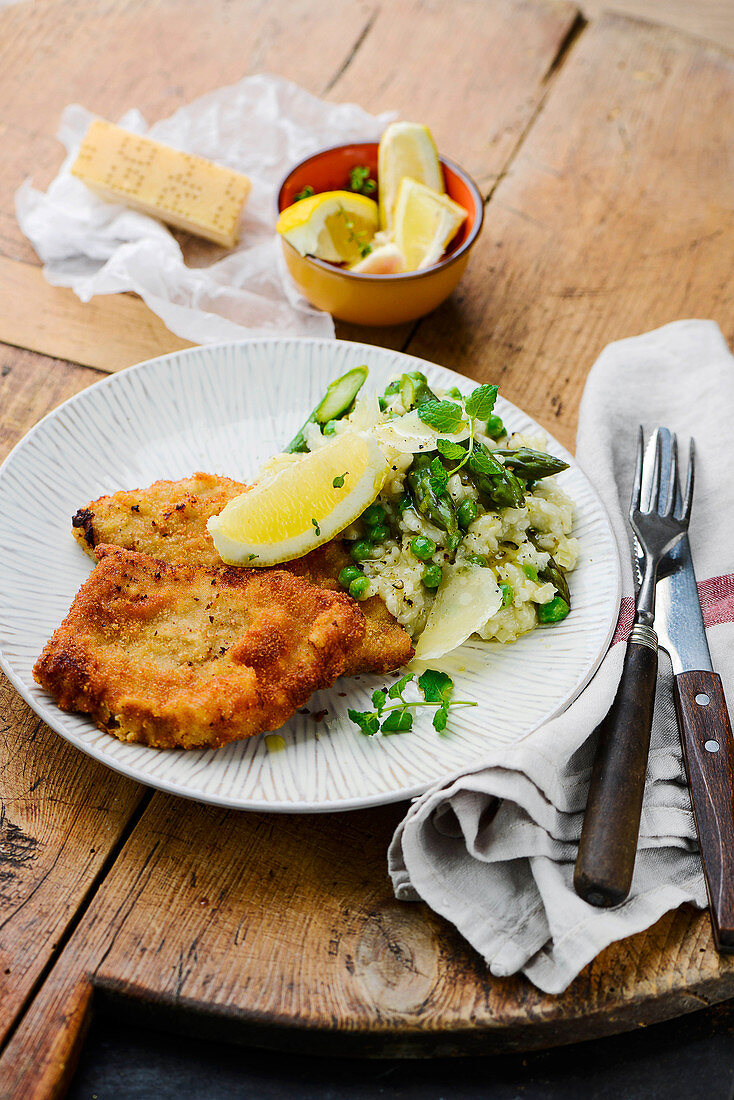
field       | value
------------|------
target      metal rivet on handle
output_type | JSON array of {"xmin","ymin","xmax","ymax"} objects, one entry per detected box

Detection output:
[
  {"xmin": 695, "ymin": 693, "xmax": 710, "ymax": 706},
  {"xmin": 705, "ymin": 740, "xmax": 720, "ymax": 753}
]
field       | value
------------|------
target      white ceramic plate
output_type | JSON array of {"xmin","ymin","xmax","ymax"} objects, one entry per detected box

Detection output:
[{"xmin": 0, "ymin": 339, "xmax": 620, "ymax": 813}]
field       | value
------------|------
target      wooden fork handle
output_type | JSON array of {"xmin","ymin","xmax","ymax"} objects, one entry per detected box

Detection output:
[
  {"xmin": 574, "ymin": 633, "xmax": 658, "ymax": 907},
  {"xmin": 674, "ymin": 670, "xmax": 734, "ymax": 952}
]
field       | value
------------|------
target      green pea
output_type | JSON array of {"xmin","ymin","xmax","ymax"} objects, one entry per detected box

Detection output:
[
  {"xmin": 410, "ymin": 535, "xmax": 436, "ymax": 561},
  {"xmin": 446, "ymin": 386, "xmax": 463, "ymax": 400},
  {"xmin": 422, "ymin": 564, "xmax": 443, "ymax": 589},
  {"xmin": 369, "ymin": 523, "xmax": 389, "ymax": 543},
  {"xmin": 499, "ymin": 582, "xmax": 514, "ymax": 607},
  {"xmin": 349, "ymin": 576, "xmax": 371, "ymax": 600},
  {"xmin": 350, "ymin": 539, "xmax": 373, "ymax": 563},
  {"xmin": 383, "ymin": 379, "xmax": 401, "ymax": 397},
  {"xmin": 338, "ymin": 565, "xmax": 362, "ymax": 590},
  {"xmin": 322, "ymin": 420, "xmax": 338, "ymax": 436},
  {"xmin": 457, "ymin": 499, "xmax": 478, "ymax": 530},
  {"xmin": 486, "ymin": 414, "xmax": 506, "ymax": 440},
  {"xmin": 363, "ymin": 503, "xmax": 386, "ymax": 527},
  {"xmin": 465, "ymin": 553, "xmax": 487, "ymax": 567},
  {"xmin": 522, "ymin": 563, "xmax": 539, "ymax": 581},
  {"xmin": 537, "ymin": 596, "xmax": 570, "ymax": 623}
]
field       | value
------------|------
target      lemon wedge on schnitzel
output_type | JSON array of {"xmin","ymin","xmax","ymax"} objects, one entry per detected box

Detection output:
[{"xmin": 207, "ymin": 433, "xmax": 389, "ymax": 566}]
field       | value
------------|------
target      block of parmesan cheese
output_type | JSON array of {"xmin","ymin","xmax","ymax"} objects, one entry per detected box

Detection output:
[{"xmin": 71, "ymin": 120, "xmax": 251, "ymax": 248}]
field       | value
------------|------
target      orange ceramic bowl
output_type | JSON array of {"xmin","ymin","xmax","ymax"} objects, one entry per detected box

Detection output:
[{"xmin": 276, "ymin": 142, "xmax": 484, "ymax": 326}]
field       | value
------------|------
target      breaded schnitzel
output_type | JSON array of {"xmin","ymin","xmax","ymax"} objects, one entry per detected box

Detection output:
[
  {"xmin": 34, "ymin": 546, "xmax": 366, "ymax": 749},
  {"xmin": 72, "ymin": 473, "xmax": 413, "ymax": 675}
]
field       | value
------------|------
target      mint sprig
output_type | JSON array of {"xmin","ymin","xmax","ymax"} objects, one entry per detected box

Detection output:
[{"xmin": 348, "ymin": 671, "xmax": 476, "ymax": 737}]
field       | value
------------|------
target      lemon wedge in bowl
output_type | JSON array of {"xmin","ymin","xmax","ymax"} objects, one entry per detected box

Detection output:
[
  {"xmin": 414, "ymin": 564, "xmax": 502, "ymax": 660},
  {"xmin": 207, "ymin": 433, "xmax": 389, "ymax": 566},
  {"xmin": 393, "ymin": 178, "xmax": 467, "ymax": 272},
  {"xmin": 276, "ymin": 191, "xmax": 378, "ymax": 265},
  {"xmin": 378, "ymin": 121, "xmax": 444, "ymax": 232}
]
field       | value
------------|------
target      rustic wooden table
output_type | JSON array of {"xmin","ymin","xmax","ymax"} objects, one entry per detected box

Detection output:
[{"xmin": 1, "ymin": 1, "xmax": 733, "ymax": 1096}]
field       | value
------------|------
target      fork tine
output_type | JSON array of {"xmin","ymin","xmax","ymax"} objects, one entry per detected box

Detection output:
[
  {"xmin": 681, "ymin": 438, "xmax": 695, "ymax": 524},
  {"xmin": 664, "ymin": 433, "xmax": 678, "ymax": 516},
  {"xmin": 647, "ymin": 429, "xmax": 663, "ymax": 513},
  {"xmin": 630, "ymin": 425, "xmax": 644, "ymax": 514}
]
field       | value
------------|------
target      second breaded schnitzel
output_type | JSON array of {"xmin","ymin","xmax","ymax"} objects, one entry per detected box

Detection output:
[
  {"xmin": 72, "ymin": 473, "xmax": 413, "ymax": 675},
  {"xmin": 34, "ymin": 547, "xmax": 366, "ymax": 749}
]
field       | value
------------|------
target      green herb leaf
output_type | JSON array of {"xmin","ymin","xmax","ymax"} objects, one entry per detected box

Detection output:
[
  {"xmin": 428, "ymin": 456, "xmax": 450, "ymax": 496},
  {"xmin": 311, "ymin": 518, "xmax": 321, "ymax": 536},
  {"xmin": 436, "ymin": 438, "xmax": 467, "ymax": 461},
  {"xmin": 387, "ymin": 673, "xmax": 414, "ymax": 700},
  {"xmin": 293, "ymin": 185, "xmax": 315, "ymax": 203},
  {"xmin": 467, "ymin": 448, "xmax": 496, "ymax": 476},
  {"xmin": 332, "ymin": 473, "xmax": 347, "ymax": 488},
  {"xmin": 347, "ymin": 709, "xmax": 380, "ymax": 737},
  {"xmin": 465, "ymin": 384, "xmax": 498, "ymax": 420},
  {"xmin": 381, "ymin": 709, "xmax": 413, "ymax": 733},
  {"xmin": 416, "ymin": 400, "xmax": 465, "ymax": 434},
  {"xmin": 371, "ymin": 689, "xmax": 387, "ymax": 715},
  {"xmin": 432, "ymin": 706, "xmax": 449, "ymax": 732},
  {"xmin": 418, "ymin": 669, "xmax": 455, "ymax": 706},
  {"xmin": 348, "ymin": 165, "xmax": 377, "ymax": 196}
]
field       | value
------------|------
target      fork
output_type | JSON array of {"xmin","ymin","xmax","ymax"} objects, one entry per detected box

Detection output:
[{"xmin": 574, "ymin": 428, "xmax": 693, "ymax": 908}]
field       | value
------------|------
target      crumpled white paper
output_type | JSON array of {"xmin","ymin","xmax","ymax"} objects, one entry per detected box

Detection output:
[{"xmin": 16, "ymin": 74, "xmax": 395, "ymax": 343}]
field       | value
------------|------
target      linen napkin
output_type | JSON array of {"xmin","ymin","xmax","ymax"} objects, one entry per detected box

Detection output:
[
  {"xmin": 390, "ymin": 319, "xmax": 734, "ymax": 994},
  {"xmin": 15, "ymin": 74, "xmax": 394, "ymax": 343}
]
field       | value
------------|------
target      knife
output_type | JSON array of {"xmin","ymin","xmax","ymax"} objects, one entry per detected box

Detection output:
[{"xmin": 643, "ymin": 429, "xmax": 734, "ymax": 952}]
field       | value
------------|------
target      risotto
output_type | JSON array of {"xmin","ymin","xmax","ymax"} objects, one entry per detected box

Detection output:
[{"xmin": 300, "ymin": 369, "xmax": 578, "ymax": 659}]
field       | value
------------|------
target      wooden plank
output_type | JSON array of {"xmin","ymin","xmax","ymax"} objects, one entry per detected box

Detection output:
[
  {"xmin": 0, "ymin": 0, "xmax": 377, "ymax": 266},
  {"xmin": 0, "ymin": 797, "xmax": 731, "ymax": 1100},
  {"xmin": 0, "ymin": 0, "xmax": 386, "ymax": 1057},
  {"xmin": 0, "ymin": 347, "xmax": 147, "ymax": 1049},
  {"xmin": 0, "ymin": 0, "xmax": 579, "ymax": 368},
  {"xmin": 3, "ymin": 3, "xmax": 732, "ymax": 1092},
  {"xmin": 405, "ymin": 13, "xmax": 734, "ymax": 452},
  {"xmin": 579, "ymin": 0, "xmax": 734, "ymax": 53},
  {"xmin": 0, "ymin": 258, "xmax": 191, "ymax": 372}
]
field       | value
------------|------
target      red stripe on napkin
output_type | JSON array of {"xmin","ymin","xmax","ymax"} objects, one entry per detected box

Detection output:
[{"xmin": 611, "ymin": 573, "xmax": 734, "ymax": 646}]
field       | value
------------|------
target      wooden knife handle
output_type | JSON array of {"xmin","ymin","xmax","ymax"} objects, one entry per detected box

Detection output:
[
  {"xmin": 574, "ymin": 636, "xmax": 658, "ymax": 908},
  {"xmin": 674, "ymin": 670, "xmax": 734, "ymax": 952}
]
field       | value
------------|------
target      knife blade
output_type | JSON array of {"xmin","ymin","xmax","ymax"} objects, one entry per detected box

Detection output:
[{"xmin": 643, "ymin": 428, "xmax": 734, "ymax": 952}]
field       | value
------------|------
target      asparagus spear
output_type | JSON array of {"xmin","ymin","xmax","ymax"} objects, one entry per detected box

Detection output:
[
  {"xmin": 498, "ymin": 448, "xmax": 569, "ymax": 480},
  {"xmin": 465, "ymin": 441, "xmax": 526, "ymax": 509},
  {"xmin": 285, "ymin": 366, "xmax": 368, "ymax": 453},
  {"xmin": 539, "ymin": 553, "xmax": 571, "ymax": 606},
  {"xmin": 399, "ymin": 371, "xmax": 439, "ymax": 411},
  {"xmin": 407, "ymin": 453, "xmax": 461, "ymax": 551}
]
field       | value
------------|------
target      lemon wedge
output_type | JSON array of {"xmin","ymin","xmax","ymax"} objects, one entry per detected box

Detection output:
[
  {"xmin": 378, "ymin": 122, "xmax": 444, "ymax": 232},
  {"xmin": 276, "ymin": 191, "xmax": 378, "ymax": 265},
  {"xmin": 374, "ymin": 409, "xmax": 470, "ymax": 454},
  {"xmin": 414, "ymin": 565, "xmax": 502, "ymax": 660},
  {"xmin": 207, "ymin": 433, "xmax": 389, "ymax": 566},
  {"xmin": 392, "ymin": 178, "xmax": 467, "ymax": 272},
  {"xmin": 349, "ymin": 242, "xmax": 405, "ymax": 274}
]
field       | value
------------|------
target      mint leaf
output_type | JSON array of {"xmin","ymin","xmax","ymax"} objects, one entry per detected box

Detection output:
[
  {"xmin": 465, "ymin": 384, "xmax": 498, "ymax": 420},
  {"xmin": 348, "ymin": 709, "xmax": 380, "ymax": 736},
  {"xmin": 467, "ymin": 447, "xmax": 497, "ymax": 476},
  {"xmin": 387, "ymin": 673, "xmax": 414, "ymax": 700},
  {"xmin": 416, "ymin": 400, "xmax": 464, "ymax": 434},
  {"xmin": 432, "ymin": 706, "xmax": 449, "ymax": 732},
  {"xmin": 436, "ymin": 438, "xmax": 467, "ymax": 461},
  {"xmin": 418, "ymin": 669, "xmax": 455, "ymax": 706},
  {"xmin": 428, "ymin": 456, "xmax": 449, "ymax": 496},
  {"xmin": 381, "ymin": 709, "xmax": 413, "ymax": 733},
  {"xmin": 371, "ymin": 689, "xmax": 387, "ymax": 715}
]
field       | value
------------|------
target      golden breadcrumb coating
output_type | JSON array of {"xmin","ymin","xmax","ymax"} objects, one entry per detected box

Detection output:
[
  {"xmin": 34, "ymin": 546, "xmax": 366, "ymax": 749},
  {"xmin": 72, "ymin": 473, "xmax": 413, "ymax": 675}
]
